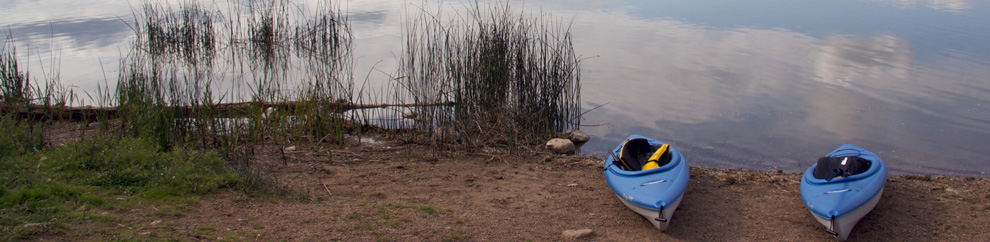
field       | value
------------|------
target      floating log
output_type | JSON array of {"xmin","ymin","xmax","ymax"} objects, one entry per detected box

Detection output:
[{"xmin": 0, "ymin": 100, "xmax": 455, "ymax": 121}]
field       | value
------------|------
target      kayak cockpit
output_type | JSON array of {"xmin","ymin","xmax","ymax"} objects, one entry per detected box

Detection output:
[{"xmin": 614, "ymin": 138, "xmax": 673, "ymax": 172}]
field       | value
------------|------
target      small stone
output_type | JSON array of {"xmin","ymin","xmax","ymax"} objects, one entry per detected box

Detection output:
[
  {"xmin": 402, "ymin": 109, "xmax": 417, "ymax": 119},
  {"xmin": 546, "ymin": 138, "xmax": 576, "ymax": 154},
  {"xmin": 150, "ymin": 220, "xmax": 162, "ymax": 226},
  {"xmin": 945, "ymin": 187, "xmax": 961, "ymax": 195},
  {"xmin": 567, "ymin": 130, "xmax": 591, "ymax": 144},
  {"xmin": 567, "ymin": 183, "xmax": 578, "ymax": 187},
  {"xmin": 562, "ymin": 229, "xmax": 594, "ymax": 239},
  {"xmin": 284, "ymin": 146, "xmax": 296, "ymax": 152},
  {"xmin": 261, "ymin": 107, "xmax": 276, "ymax": 119}
]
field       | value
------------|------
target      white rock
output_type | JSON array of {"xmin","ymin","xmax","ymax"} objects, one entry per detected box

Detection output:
[
  {"xmin": 402, "ymin": 109, "xmax": 417, "ymax": 119},
  {"xmin": 546, "ymin": 138, "xmax": 576, "ymax": 154},
  {"xmin": 562, "ymin": 229, "xmax": 593, "ymax": 239},
  {"xmin": 261, "ymin": 107, "xmax": 276, "ymax": 119}
]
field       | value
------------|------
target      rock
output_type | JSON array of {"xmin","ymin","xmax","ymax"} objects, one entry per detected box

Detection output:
[
  {"xmin": 546, "ymin": 138, "xmax": 576, "ymax": 154},
  {"xmin": 402, "ymin": 109, "xmax": 417, "ymax": 119},
  {"xmin": 261, "ymin": 107, "xmax": 276, "ymax": 119},
  {"xmin": 284, "ymin": 146, "xmax": 296, "ymax": 152},
  {"xmin": 562, "ymin": 229, "xmax": 594, "ymax": 240},
  {"xmin": 945, "ymin": 187, "xmax": 961, "ymax": 195},
  {"xmin": 150, "ymin": 219, "xmax": 163, "ymax": 226},
  {"xmin": 567, "ymin": 130, "xmax": 591, "ymax": 144}
]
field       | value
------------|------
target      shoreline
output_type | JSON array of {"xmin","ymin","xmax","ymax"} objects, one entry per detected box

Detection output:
[{"xmin": 38, "ymin": 139, "xmax": 990, "ymax": 241}]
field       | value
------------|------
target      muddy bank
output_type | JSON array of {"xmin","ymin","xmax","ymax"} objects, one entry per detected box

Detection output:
[{"xmin": 49, "ymin": 143, "xmax": 990, "ymax": 241}]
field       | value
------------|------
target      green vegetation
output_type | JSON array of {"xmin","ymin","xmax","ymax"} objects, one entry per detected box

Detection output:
[
  {"xmin": 0, "ymin": 116, "xmax": 240, "ymax": 239},
  {"xmin": 417, "ymin": 205, "xmax": 436, "ymax": 215},
  {"xmin": 442, "ymin": 229, "xmax": 473, "ymax": 242},
  {"xmin": 904, "ymin": 174, "xmax": 934, "ymax": 181},
  {"xmin": 196, "ymin": 226, "xmax": 218, "ymax": 234}
]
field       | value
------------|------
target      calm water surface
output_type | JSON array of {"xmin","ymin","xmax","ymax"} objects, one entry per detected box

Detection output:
[{"xmin": 2, "ymin": 0, "xmax": 989, "ymax": 176}]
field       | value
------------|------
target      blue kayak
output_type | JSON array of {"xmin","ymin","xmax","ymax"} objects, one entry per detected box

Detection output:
[
  {"xmin": 604, "ymin": 134, "xmax": 690, "ymax": 231},
  {"xmin": 801, "ymin": 144, "xmax": 887, "ymax": 241}
]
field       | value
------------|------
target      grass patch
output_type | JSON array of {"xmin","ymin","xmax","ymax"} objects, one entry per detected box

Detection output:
[
  {"xmin": 417, "ymin": 205, "xmax": 436, "ymax": 215},
  {"xmin": 345, "ymin": 211, "xmax": 365, "ymax": 220},
  {"xmin": 0, "ymin": 125, "xmax": 241, "ymax": 240},
  {"xmin": 904, "ymin": 174, "xmax": 934, "ymax": 181},
  {"xmin": 196, "ymin": 225, "xmax": 217, "ymax": 234},
  {"xmin": 385, "ymin": 220, "xmax": 399, "ymax": 228},
  {"xmin": 442, "ymin": 229, "xmax": 472, "ymax": 242}
]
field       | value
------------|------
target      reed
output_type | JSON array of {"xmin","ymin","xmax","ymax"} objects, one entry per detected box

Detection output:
[
  {"xmin": 1, "ymin": 35, "xmax": 75, "ymax": 150},
  {"xmin": 1, "ymin": 36, "xmax": 30, "ymax": 109},
  {"xmin": 293, "ymin": 1, "xmax": 355, "ymax": 143},
  {"xmin": 140, "ymin": 1, "xmax": 217, "ymax": 66},
  {"xmin": 10, "ymin": 0, "xmax": 581, "ymax": 158},
  {"xmin": 397, "ymin": 1, "xmax": 582, "ymax": 147},
  {"xmin": 114, "ymin": 0, "xmax": 360, "ymax": 155}
]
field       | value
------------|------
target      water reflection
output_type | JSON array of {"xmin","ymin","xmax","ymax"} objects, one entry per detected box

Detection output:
[
  {"xmin": 870, "ymin": 0, "xmax": 972, "ymax": 12},
  {"xmin": 571, "ymin": 4, "xmax": 990, "ymax": 176},
  {"xmin": 4, "ymin": 18, "xmax": 131, "ymax": 49},
  {"xmin": 814, "ymin": 35, "xmax": 912, "ymax": 87}
]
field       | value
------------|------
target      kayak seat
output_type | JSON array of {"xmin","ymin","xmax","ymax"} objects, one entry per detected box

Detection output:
[
  {"xmin": 619, "ymin": 138, "xmax": 672, "ymax": 171},
  {"xmin": 813, "ymin": 156, "xmax": 872, "ymax": 181}
]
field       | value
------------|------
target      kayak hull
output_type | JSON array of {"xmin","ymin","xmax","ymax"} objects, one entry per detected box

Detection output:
[
  {"xmin": 604, "ymin": 134, "xmax": 689, "ymax": 231},
  {"xmin": 810, "ymin": 188, "xmax": 883, "ymax": 241},
  {"xmin": 614, "ymin": 191, "xmax": 684, "ymax": 231},
  {"xmin": 801, "ymin": 144, "xmax": 887, "ymax": 241}
]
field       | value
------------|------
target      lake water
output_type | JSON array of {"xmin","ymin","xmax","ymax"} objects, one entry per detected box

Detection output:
[{"xmin": 3, "ymin": 0, "xmax": 989, "ymax": 176}]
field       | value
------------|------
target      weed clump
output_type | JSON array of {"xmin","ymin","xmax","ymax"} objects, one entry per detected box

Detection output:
[{"xmin": 397, "ymin": 1, "xmax": 582, "ymax": 148}]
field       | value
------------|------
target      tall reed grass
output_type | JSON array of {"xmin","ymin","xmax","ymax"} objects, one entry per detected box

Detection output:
[
  {"xmin": 1, "ymin": 38, "xmax": 29, "ymax": 107},
  {"xmin": 107, "ymin": 0, "xmax": 358, "ymax": 197},
  {"xmin": 116, "ymin": 0, "xmax": 357, "ymax": 147},
  {"xmin": 1, "ymin": 34, "xmax": 75, "ymax": 151},
  {"xmin": 396, "ymin": 1, "xmax": 582, "ymax": 147},
  {"xmin": 141, "ymin": 1, "xmax": 217, "ymax": 66},
  {"xmin": 8, "ymin": 0, "xmax": 582, "ymax": 157}
]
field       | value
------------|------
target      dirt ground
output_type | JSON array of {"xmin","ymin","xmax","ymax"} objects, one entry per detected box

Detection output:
[{"xmin": 43, "ymin": 131, "xmax": 990, "ymax": 241}]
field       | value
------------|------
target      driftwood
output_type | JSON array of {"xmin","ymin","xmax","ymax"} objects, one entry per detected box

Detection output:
[{"xmin": 0, "ymin": 100, "xmax": 455, "ymax": 121}]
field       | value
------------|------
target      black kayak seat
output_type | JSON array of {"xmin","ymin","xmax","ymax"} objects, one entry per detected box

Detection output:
[
  {"xmin": 813, "ymin": 156, "xmax": 872, "ymax": 181},
  {"xmin": 618, "ymin": 138, "xmax": 672, "ymax": 171}
]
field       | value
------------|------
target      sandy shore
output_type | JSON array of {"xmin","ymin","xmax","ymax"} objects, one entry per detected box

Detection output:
[{"xmin": 47, "ymin": 141, "xmax": 990, "ymax": 241}]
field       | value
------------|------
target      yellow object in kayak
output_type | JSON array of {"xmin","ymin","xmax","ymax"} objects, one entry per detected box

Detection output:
[
  {"xmin": 642, "ymin": 161, "xmax": 660, "ymax": 170},
  {"xmin": 643, "ymin": 144, "xmax": 669, "ymax": 170}
]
